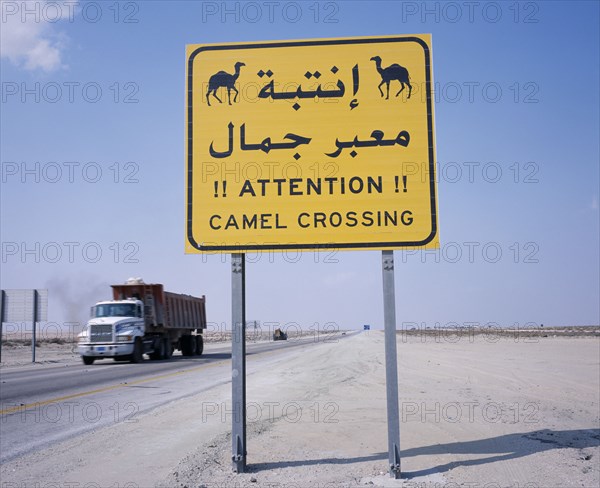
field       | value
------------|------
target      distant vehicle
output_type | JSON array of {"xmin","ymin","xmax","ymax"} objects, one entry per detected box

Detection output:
[
  {"xmin": 78, "ymin": 278, "xmax": 206, "ymax": 365},
  {"xmin": 273, "ymin": 328, "xmax": 288, "ymax": 341}
]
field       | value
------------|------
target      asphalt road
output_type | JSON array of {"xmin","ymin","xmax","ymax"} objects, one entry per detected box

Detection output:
[{"xmin": 0, "ymin": 334, "xmax": 354, "ymax": 463}]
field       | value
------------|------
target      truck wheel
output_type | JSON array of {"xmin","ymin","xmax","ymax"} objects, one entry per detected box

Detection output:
[
  {"xmin": 82, "ymin": 356, "xmax": 95, "ymax": 365},
  {"xmin": 181, "ymin": 335, "xmax": 195, "ymax": 356},
  {"xmin": 149, "ymin": 338, "xmax": 165, "ymax": 360},
  {"xmin": 163, "ymin": 338, "xmax": 173, "ymax": 359},
  {"xmin": 130, "ymin": 339, "xmax": 144, "ymax": 363},
  {"xmin": 195, "ymin": 335, "xmax": 204, "ymax": 356}
]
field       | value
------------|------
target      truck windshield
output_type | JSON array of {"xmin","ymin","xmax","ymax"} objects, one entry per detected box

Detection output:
[{"xmin": 93, "ymin": 303, "xmax": 139, "ymax": 318}]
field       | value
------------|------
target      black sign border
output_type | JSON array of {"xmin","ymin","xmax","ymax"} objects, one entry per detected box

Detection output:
[{"xmin": 187, "ymin": 36, "xmax": 437, "ymax": 252}]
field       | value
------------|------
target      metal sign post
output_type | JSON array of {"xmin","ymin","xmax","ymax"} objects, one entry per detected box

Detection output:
[
  {"xmin": 0, "ymin": 290, "xmax": 5, "ymax": 362},
  {"xmin": 231, "ymin": 253, "xmax": 247, "ymax": 472},
  {"xmin": 382, "ymin": 250, "xmax": 401, "ymax": 478},
  {"xmin": 32, "ymin": 289, "xmax": 38, "ymax": 363}
]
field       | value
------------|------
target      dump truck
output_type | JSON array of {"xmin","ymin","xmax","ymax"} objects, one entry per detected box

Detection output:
[
  {"xmin": 273, "ymin": 328, "xmax": 287, "ymax": 341},
  {"xmin": 77, "ymin": 278, "xmax": 206, "ymax": 365}
]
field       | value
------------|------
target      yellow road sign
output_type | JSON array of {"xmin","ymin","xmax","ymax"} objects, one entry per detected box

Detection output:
[{"xmin": 186, "ymin": 35, "xmax": 438, "ymax": 252}]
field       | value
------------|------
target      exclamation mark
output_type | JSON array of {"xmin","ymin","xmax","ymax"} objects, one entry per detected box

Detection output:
[
  {"xmin": 222, "ymin": 181, "xmax": 227, "ymax": 197},
  {"xmin": 395, "ymin": 176, "xmax": 399, "ymax": 193},
  {"xmin": 214, "ymin": 181, "xmax": 219, "ymax": 197},
  {"xmin": 403, "ymin": 175, "xmax": 407, "ymax": 192}
]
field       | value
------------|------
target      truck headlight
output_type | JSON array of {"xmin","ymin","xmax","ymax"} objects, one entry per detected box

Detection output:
[{"xmin": 117, "ymin": 335, "xmax": 133, "ymax": 342}]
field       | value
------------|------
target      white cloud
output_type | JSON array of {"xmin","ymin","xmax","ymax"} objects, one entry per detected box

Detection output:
[{"xmin": 0, "ymin": 0, "xmax": 69, "ymax": 72}]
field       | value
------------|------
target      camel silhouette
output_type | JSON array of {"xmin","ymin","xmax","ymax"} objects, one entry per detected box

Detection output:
[
  {"xmin": 206, "ymin": 62, "xmax": 245, "ymax": 106},
  {"xmin": 370, "ymin": 56, "xmax": 412, "ymax": 100}
]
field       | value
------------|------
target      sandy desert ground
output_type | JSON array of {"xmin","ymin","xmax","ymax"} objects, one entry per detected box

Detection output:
[{"xmin": 1, "ymin": 330, "xmax": 599, "ymax": 487}]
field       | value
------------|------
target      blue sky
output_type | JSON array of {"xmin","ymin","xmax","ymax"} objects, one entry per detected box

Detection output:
[{"xmin": 1, "ymin": 0, "xmax": 598, "ymax": 334}]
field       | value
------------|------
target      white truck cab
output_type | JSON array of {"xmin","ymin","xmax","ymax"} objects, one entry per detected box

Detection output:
[{"xmin": 78, "ymin": 299, "xmax": 145, "ymax": 364}]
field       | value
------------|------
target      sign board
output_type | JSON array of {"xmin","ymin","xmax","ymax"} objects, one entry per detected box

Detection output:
[
  {"xmin": 186, "ymin": 35, "xmax": 438, "ymax": 252},
  {"xmin": 1, "ymin": 289, "xmax": 48, "ymax": 322},
  {"xmin": 364, "ymin": 324, "xmax": 371, "ymax": 331}
]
